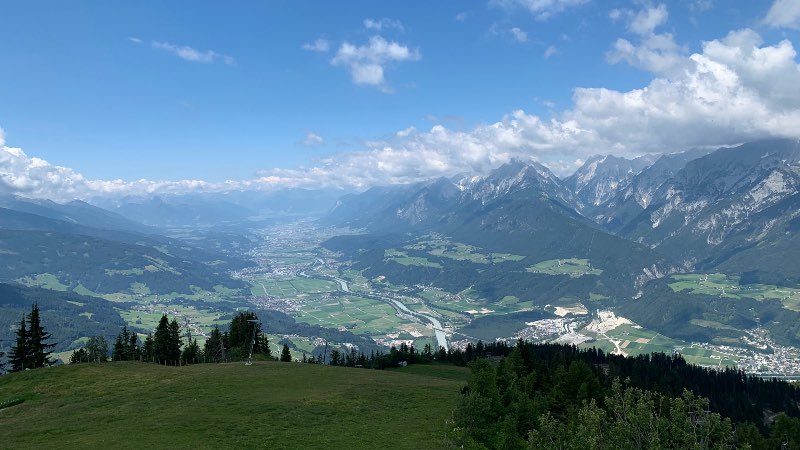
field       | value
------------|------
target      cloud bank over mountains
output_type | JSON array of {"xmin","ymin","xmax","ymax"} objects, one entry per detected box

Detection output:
[{"xmin": 2, "ymin": 5, "xmax": 800, "ymax": 202}]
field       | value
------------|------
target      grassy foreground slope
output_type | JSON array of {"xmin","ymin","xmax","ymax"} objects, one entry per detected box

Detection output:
[{"xmin": 0, "ymin": 362, "xmax": 467, "ymax": 449}]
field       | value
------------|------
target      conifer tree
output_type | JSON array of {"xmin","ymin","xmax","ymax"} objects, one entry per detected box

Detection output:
[
  {"xmin": 142, "ymin": 333, "xmax": 154, "ymax": 362},
  {"xmin": 9, "ymin": 317, "xmax": 30, "ymax": 372},
  {"xmin": 113, "ymin": 328, "xmax": 127, "ymax": 361},
  {"xmin": 168, "ymin": 319, "xmax": 182, "ymax": 363},
  {"xmin": 27, "ymin": 303, "xmax": 55, "ymax": 368},
  {"xmin": 204, "ymin": 326, "xmax": 224, "ymax": 363},
  {"xmin": 70, "ymin": 348, "xmax": 88, "ymax": 364},
  {"xmin": 113, "ymin": 326, "xmax": 140, "ymax": 361},
  {"xmin": 182, "ymin": 338, "xmax": 200, "ymax": 364},
  {"xmin": 258, "ymin": 334, "xmax": 272, "ymax": 358},
  {"xmin": 128, "ymin": 332, "xmax": 140, "ymax": 361},
  {"xmin": 280, "ymin": 344, "xmax": 292, "ymax": 362},
  {"xmin": 153, "ymin": 314, "xmax": 171, "ymax": 364}
]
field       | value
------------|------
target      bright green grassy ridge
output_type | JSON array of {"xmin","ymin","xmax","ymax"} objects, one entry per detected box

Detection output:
[{"xmin": 0, "ymin": 362, "xmax": 467, "ymax": 449}]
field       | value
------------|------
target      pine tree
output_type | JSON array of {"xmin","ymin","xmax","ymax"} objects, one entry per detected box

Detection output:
[
  {"xmin": 153, "ymin": 315, "xmax": 171, "ymax": 364},
  {"xmin": 204, "ymin": 326, "xmax": 224, "ymax": 363},
  {"xmin": 9, "ymin": 317, "xmax": 30, "ymax": 372},
  {"xmin": 280, "ymin": 344, "xmax": 292, "ymax": 362},
  {"xmin": 258, "ymin": 334, "xmax": 272, "ymax": 358},
  {"xmin": 168, "ymin": 319, "xmax": 183, "ymax": 364},
  {"xmin": 142, "ymin": 333, "xmax": 154, "ymax": 362},
  {"xmin": 70, "ymin": 348, "xmax": 88, "ymax": 364},
  {"xmin": 113, "ymin": 328, "xmax": 127, "ymax": 361},
  {"xmin": 226, "ymin": 311, "xmax": 263, "ymax": 359},
  {"xmin": 182, "ymin": 338, "xmax": 200, "ymax": 364},
  {"xmin": 128, "ymin": 332, "xmax": 140, "ymax": 361},
  {"xmin": 27, "ymin": 304, "xmax": 55, "ymax": 368}
]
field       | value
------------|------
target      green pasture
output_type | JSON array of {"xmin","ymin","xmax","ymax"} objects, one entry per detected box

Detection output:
[
  {"xmin": 0, "ymin": 361, "xmax": 463, "ymax": 449},
  {"xmin": 669, "ymin": 273, "xmax": 800, "ymax": 310},
  {"xmin": 526, "ymin": 258, "xmax": 603, "ymax": 277}
]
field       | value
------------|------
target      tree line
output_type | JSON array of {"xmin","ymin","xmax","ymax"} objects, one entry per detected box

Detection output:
[{"xmin": 69, "ymin": 311, "xmax": 275, "ymax": 366}]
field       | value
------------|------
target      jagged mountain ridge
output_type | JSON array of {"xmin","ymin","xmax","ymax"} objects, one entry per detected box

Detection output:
[
  {"xmin": 565, "ymin": 153, "xmax": 657, "ymax": 212},
  {"xmin": 323, "ymin": 138, "xmax": 800, "ymax": 289}
]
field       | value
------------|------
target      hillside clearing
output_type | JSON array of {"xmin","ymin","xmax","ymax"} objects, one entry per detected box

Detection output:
[{"xmin": 0, "ymin": 362, "xmax": 466, "ymax": 449}]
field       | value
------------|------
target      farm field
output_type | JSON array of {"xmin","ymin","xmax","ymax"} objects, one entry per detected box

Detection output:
[
  {"xmin": 0, "ymin": 361, "xmax": 465, "ymax": 449},
  {"xmin": 404, "ymin": 235, "xmax": 525, "ymax": 264},
  {"xmin": 526, "ymin": 258, "xmax": 603, "ymax": 277},
  {"xmin": 582, "ymin": 321, "xmax": 739, "ymax": 368},
  {"xmin": 668, "ymin": 273, "xmax": 800, "ymax": 311},
  {"xmin": 383, "ymin": 249, "xmax": 443, "ymax": 268}
]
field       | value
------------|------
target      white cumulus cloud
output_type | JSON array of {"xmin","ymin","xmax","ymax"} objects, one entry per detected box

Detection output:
[
  {"xmin": 764, "ymin": 0, "xmax": 800, "ymax": 30},
  {"xmin": 331, "ymin": 36, "xmax": 421, "ymax": 92},
  {"xmin": 607, "ymin": 4, "xmax": 687, "ymax": 76},
  {"xmin": 629, "ymin": 3, "xmax": 668, "ymax": 35},
  {"xmin": 3, "ymin": 29, "xmax": 800, "ymax": 199}
]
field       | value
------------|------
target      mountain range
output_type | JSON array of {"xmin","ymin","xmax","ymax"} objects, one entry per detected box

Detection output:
[
  {"xmin": 321, "ymin": 138, "xmax": 800, "ymax": 346},
  {"xmin": 2, "ymin": 138, "xmax": 800, "ymax": 354},
  {"xmin": 325, "ymin": 138, "xmax": 800, "ymax": 282}
]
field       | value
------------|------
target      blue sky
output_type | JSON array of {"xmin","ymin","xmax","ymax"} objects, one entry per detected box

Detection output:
[{"xmin": 1, "ymin": 0, "xmax": 799, "ymax": 199}]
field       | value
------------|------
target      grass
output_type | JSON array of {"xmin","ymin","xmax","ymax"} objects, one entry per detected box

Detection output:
[
  {"xmin": 404, "ymin": 236, "xmax": 524, "ymax": 265},
  {"xmin": 0, "ymin": 361, "xmax": 465, "ymax": 449},
  {"xmin": 384, "ymin": 249, "xmax": 443, "ymax": 269},
  {"xmin": 16, "ymin": 273, "xmax": 69, "ymax": 291},
  {"xmin": 526, "ymin": 259, "xmax": 602, "ymax": 277},
  {"xmin": 668, "ymin": 273, "xmax": 800, "ymax": 310}
]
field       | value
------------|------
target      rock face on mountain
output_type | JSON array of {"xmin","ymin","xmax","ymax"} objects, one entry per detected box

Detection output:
[
  {"xmin": 615, "ymin": 139, "xmax": 800, "ymax": 278},
  {"xmin": 564, "ymin": 154, "xmax": 656, "ymax": 212}
]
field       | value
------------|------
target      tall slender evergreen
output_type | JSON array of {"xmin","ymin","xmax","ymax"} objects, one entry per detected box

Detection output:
[
  {"xmin": 9, "ymin": 317, "xmax": 30, "ymax": 371},
  {"xmin": 27, "ymin": 303, "xmax": 55, "ymax": 368},
  {"xmin": 153, "ymin": 315, "xmax": 171, "ymax": 364}
]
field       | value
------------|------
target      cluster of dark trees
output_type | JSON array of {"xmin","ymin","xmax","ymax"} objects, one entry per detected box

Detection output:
[
  {"xmin": 447, "ymin": 341, "xmax": 800, "ymax": 449},
  {"xmin": 202, "ymin": 311, "xmax": 271, "ymax": 363},
  {"xmin": 297, "ymin": 339, "xmax": 511, "ymax": 369},
  {"xmin": 69, "ymin": 311, "xmax": 273, "ymax": 366},
  {"xmin": 7, "ymin": 304, "xmax": 55, "ymax": 372}
]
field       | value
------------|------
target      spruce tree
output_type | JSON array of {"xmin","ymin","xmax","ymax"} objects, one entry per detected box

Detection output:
[
  {"xmin": 258, "ymin": 334, "xmax": 272, "ymax": 358},
  {"xmin": 153, "ymin": 315, "xmax": 171, "ymax": 364},
  {"xmin": 280, "ymin": 344, "xmax": 292, "ymax": 362},
  {"xmin": 113, "ymin": 328, "xmax": 127, "ymax": 361},
  {"xmin": 204, "ymin": 326, "xmax": 224, "ymax": 363},
  {"xmin": 70, "ymin": 348, "xmax": 88, "ymax": 364},
  {"xmin": 128, "ymin": 332, "xmax": 140, "ymax": 361},
  {"xmin": 27, "ymin": 304, "xmax": 55, "ymax": 368},
  {"xmin": 226, "ymin": 311, "xmax": 262, "ymax": 359},
  {"xmin": 9, "ymin": 317, "xmax": 30, "ymax": 372},
  {"xmin": 142, "ymin": 333, "xmax": 154, "ymax": 362},
  {"xmin": 182, "ymin": 338, "xmax": 200, "ymax": 364},
  {"xmin": 168, "ymin": 319, "xmax": 182, "ymax": 364}
]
